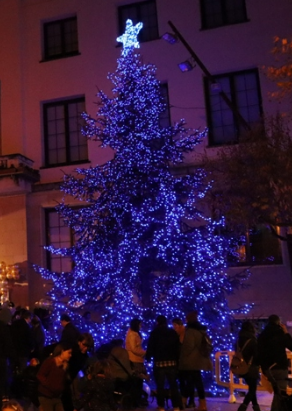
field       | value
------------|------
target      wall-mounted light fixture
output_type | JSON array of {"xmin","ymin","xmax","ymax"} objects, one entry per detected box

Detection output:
[
  {"xmin": 161, "ymin": 32, "xmax": 178, "ymax": 45},
  {"xmin": 178, "ymin": 58, "xmax": 196, "ymax": 72}
]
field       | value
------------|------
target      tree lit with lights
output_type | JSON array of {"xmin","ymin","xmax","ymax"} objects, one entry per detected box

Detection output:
[{"xmin": 35, "ymin": 20, "xmax": 249, "ymax": 350}]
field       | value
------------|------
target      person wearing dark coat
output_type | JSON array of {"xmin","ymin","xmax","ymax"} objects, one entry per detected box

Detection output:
[
  {"xmin": 60, "ymin": 314, "xmax": 81, "ymax": 347},
  {"xmin": 0, "ymin": 315, "xmax": 14, "ymax": 402},
  {"xmin": 235, "ymin": 321, "xmax": 260, "ymax": 411},
  {"xmin": 258, "ymin": 314, "xmax": 292, "ymax": 411},
  {"xmin": 146, "ymin": 315, "xmax": 181, "ymax": 411},
  {"xmin": 62, "ymin": 332, "xmax": 94, "ymax": 411},
  {"xmin": 31, "ymin": 315, "xmax": 46, "ymax": 360},
  {"xmin": 10, "ymin": 309, "xmax": 34, "ymax": 372}
]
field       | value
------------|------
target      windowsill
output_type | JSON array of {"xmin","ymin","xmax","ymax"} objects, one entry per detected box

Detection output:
[
  {"xmin": 228, "ymin": 261, "xmax": 284, "ymax": 268},
  {"xmin": 40, "ymin": 159, "xmax": 90, "ymax": 169},
  {"xmin": 200, "ymin": 19, "xmax": 250, "ymax": 31},
  {"xmin": 40, "ymin": 51, "xmax": 81, "ymax": 63},
  {"xmin": 207, "ymin": 141, "xmax": 239, "ymax": 148}
]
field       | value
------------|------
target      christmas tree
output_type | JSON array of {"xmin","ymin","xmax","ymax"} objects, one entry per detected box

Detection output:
[{"xmin": 35, "ymin": 20, "xmax": 249, "ymax": 349}]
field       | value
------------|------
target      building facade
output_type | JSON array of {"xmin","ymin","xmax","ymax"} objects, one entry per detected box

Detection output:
[{"xmin": 0, "ymin": 0, "xmax": 291, "ymax": 326}]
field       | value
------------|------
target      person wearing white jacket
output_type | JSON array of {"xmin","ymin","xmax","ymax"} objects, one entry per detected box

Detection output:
[{"xmin": 125, "ymin": 318, "xmax": 147, "ymax": 406}]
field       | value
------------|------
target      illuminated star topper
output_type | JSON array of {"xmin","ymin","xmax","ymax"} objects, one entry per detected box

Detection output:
[{"xmin": 117, "ymin": 19, "xmax": 143, "ymax": 56}]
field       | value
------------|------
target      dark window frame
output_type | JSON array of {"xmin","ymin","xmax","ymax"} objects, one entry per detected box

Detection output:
[
  {"xmin": 159, "ymin": 83, "xmax": 171, "ymax": 128},
  {"xmin": 43, "ymin": 97, "xmax": 88, "ymax": 167},
  {"xmin": 118, "ymin": 0, "xmax": 159, "ymax": 43},
  {"xmin": 228, "ymin": 225, "xmax": 283, "ymax": 267},
  {"xmin": 200, "ymin": 0, "xmax": 248, "ymax": 30},
  {"xmin": 204, "ymin": 68, "xmax": 262, "ymax": 146},
  {"xmin": 43, "ymin": 16, "xmax": 79, "ymax": 61},
  {"xmin": 45, "ymin": 208, "xmax": 74, "ymax": 272}
]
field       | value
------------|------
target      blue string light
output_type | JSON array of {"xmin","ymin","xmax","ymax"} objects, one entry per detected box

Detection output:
[{"xmin": 34, "ymin": 20, "xmax": 252, "ymax": 385}]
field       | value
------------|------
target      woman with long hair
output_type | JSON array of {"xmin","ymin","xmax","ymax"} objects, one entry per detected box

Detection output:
[
  {"xmin": 125, "ymin": 318, "xmax": 147, "ymax": 407},
  {"xmin": 236, "ymin": 321, "xmax": 260, "ymax": 411},
  {"xmin": 37, "ymin": 342, "xmax": 72, "ymax": 411}
]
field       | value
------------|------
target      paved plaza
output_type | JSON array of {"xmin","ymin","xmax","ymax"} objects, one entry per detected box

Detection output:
[{"xmin": 137, "ymin": 392, "xmax": 274, "ymax": 411}]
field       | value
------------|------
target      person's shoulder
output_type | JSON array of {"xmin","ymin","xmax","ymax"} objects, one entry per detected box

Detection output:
[{"xmin": 185, "ymin": 327, "xmax": 201, "ymax": 336}]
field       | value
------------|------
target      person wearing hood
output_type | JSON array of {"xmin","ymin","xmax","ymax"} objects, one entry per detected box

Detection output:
[
  {"xmin": 235, "ymin": 321, "xmax": 260, "ymax": 411},
  {"xmin": 258, "ymin": 314, "xmax": 292, "ymax": 411},
  {"xmin": 178, "ymin": 311, "xmax": 212, "ymax": 411}
]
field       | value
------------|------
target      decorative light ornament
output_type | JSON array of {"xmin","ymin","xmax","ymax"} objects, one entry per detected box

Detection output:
[
  {"xmin": 116, "ymin": 19, "xmax": 143, "ymax": 56},
  {"xmin": 0, "ymin": 261, "xmax": 21, "ymax": 304}
]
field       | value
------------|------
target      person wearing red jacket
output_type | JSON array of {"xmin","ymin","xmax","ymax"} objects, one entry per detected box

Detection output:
[{"xmin": 37, "ymin": 342, "xmax": 72, "ymax": 411}]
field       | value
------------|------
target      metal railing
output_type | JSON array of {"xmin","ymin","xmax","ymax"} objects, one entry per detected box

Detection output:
[{"xmin": 214, "ymin": 351, "xmax": 292, "ymax": 403}]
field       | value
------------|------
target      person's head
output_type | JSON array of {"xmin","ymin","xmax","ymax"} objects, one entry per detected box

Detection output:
[
  {"xmin": 268, "ymin": 314, "xmax": 281, "ymax": 325},
  {"xmin": 172, "ymin": 317, "xmax": 184, "ymax": 335},
  {"xmin": 78, "ymin": 332, "xmax": 94, "ymax": 354},
  {"xmin": 130, "ymin": 318, "xmax": 142, "ymax": 333},
  {"xmin": 186, "ymin": 311, "xmax": 198, "ymax": 325},
  {"xmin": 60, "ymin": 313, "xmax": 71, "ymax": 327},
  {"xmin": 53, "ymin": 342, "xmax": 72, "ymax": 362},
  {"xmin": 22, "ymin": 309, "xmax": 32, "ymax": 324},
  {"xmin": 2, "ymin": 400, "xmax": 23, "ymax": 411},
  {"xmin": 240, "ymin": 321, "xmax": 256, "ymax": 335},
  {"xmin": 156, "ymin": 315, "xmax": 167, "ymax": 326}
]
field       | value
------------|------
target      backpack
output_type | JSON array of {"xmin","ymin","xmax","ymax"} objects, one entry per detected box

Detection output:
[
  {"xmin": 199, "ymin": 332, "xmax": 213, "ymax": 357},
  {"xmin": 230, "ymin": 339, "xmax": 252, "ymax": 377}
]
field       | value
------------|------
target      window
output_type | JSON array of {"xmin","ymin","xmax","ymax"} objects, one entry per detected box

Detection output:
[
  {"xmin": 118, "ymin": 0, "xmax": 159, "ymax": 43},
  {"xmin": 43, "ymin": 97, "xmax": 87, "ymax": 167},
  {"xmin": 45, "ymin": 209, "xmax": 73, "ymax": 272},
  {"xmin": 204, "ymin": 69, "xmax": 262, "ymax": 146},
  {"xmin": 43, "ymin": 16, "xmax": 79, "ymax": 60},
  {"xmin": 200, "ymin": 0, "xmax": 248, "ymax": 29},
  {"xmin": 159, "ymin": 83, "xmax": 171, "ymax": 128},
  {"xmin": 228, "ymin": 225, "xmax": 282, "ymax": 266}
]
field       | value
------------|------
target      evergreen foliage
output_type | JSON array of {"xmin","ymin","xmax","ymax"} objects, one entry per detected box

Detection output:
[{"xmin": 35, "ymin": 20, "xmax": 249, "ymax": 349}]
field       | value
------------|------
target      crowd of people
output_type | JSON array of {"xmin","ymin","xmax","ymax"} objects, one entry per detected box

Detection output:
[
  {"xmin": 0, "ymin": 303, "xmax": 292, "ymax": 411},
  {"xmin": 234, "ymin": 315, "xmax": 292, "ymax": 411}
]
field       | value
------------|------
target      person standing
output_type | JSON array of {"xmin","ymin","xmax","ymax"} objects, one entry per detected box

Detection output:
[
  {"xmin": 10, "ymin": 309, "xmax": 34, "ymax": 372},
  {"xmin": 37, "ymin": 342, "xmax": 72, "ymax": 411},
  {"xmin": 60, "ymin": 314, "xmax": 80, "ymax": 347},
  {"xmin": 178, "ymin": 311, "xmax": 212, "ymax": 411},
  {"xmin": 172, "ymin": 318, "xmax": 186, "ymax": 410},
  {"xmin": 31, "ymin": 315, "xmax": 46, "ymax": 361},
  {"xmin": 0, "ymin": 312, "xmax": 14, "ymax": 405},
  {"xmin": 146, "ymin": 315, "xmax": 181, "ymax": 411},
  {"xmin": 125, "ymin": 318, "xmax": 147, "ymax": 407},
  {"xmin": 235, "ymin": 321, "xmax": 260, "ymax": 411},
  {"xmin": 258, "ymin": 314, "xmax": 292, "ymax": 411},
  {"xmin": 62, "ymin": 333, "xmax": 94, "ymax": 411}
]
